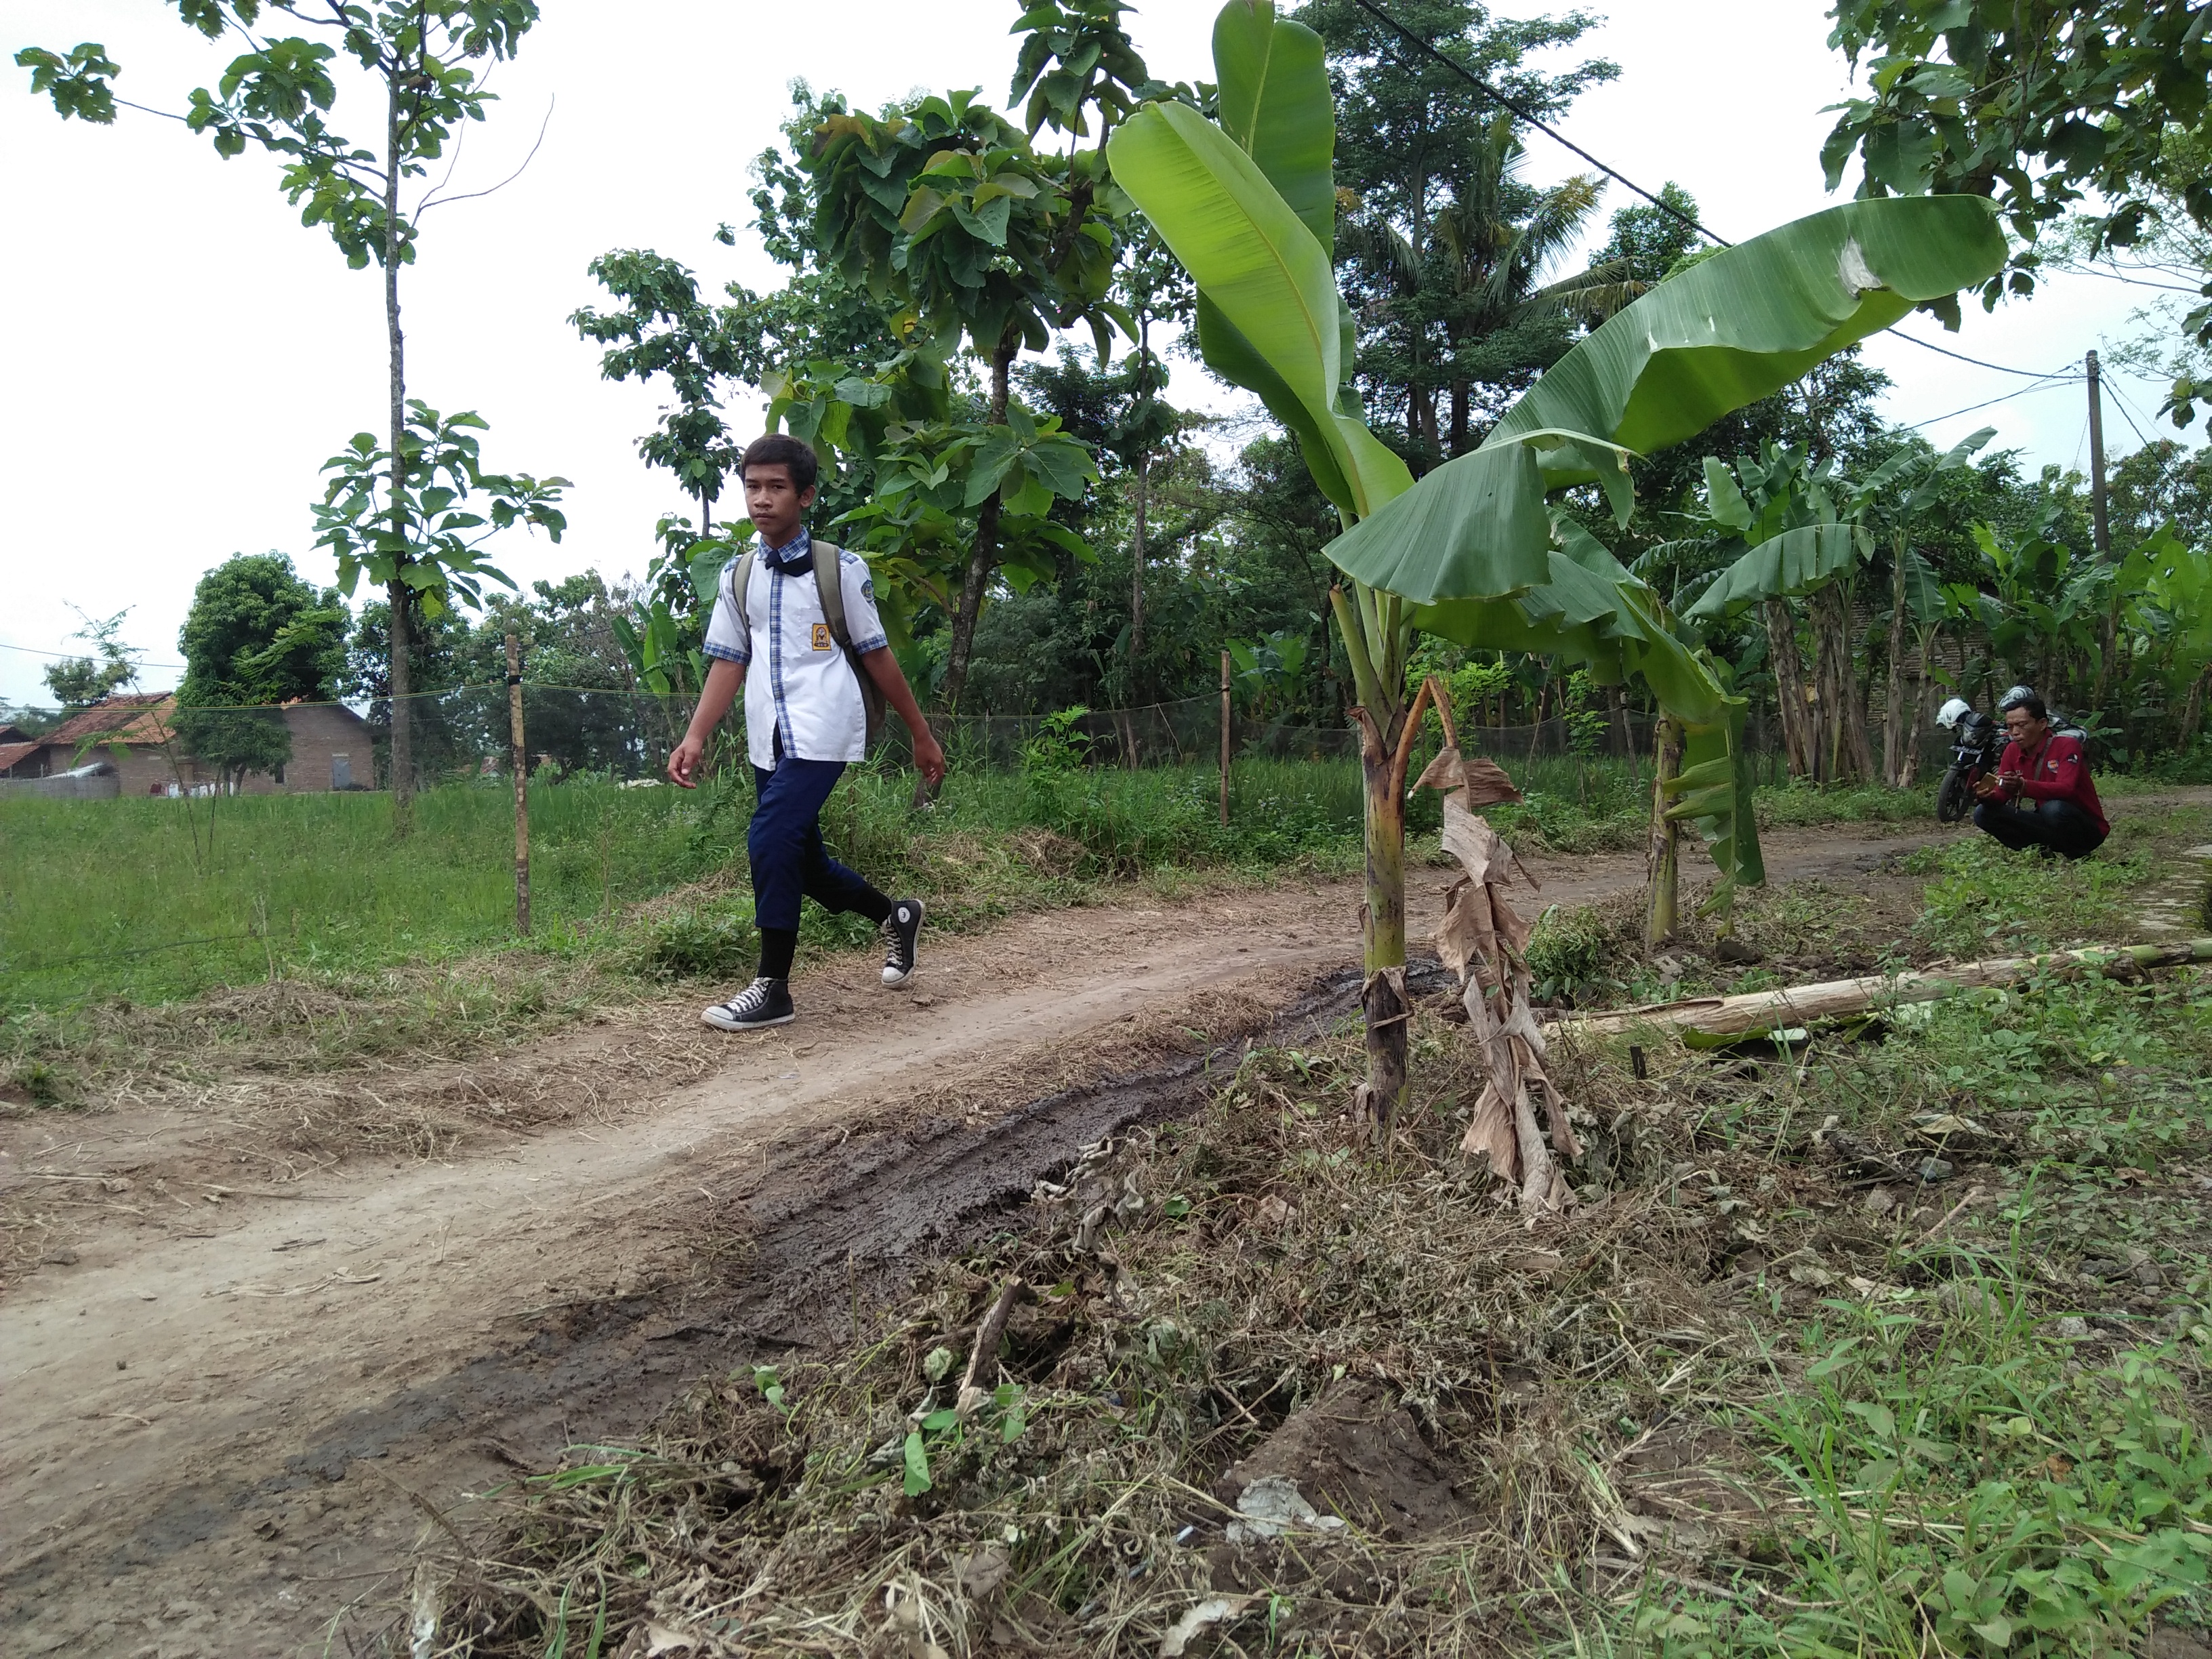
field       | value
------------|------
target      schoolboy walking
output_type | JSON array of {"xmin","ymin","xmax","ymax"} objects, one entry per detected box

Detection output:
[{"xmin": 667, "ymin": 434, "xmax": 947, "ymax": 1029}]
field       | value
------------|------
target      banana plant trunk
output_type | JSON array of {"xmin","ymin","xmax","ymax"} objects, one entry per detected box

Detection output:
[
  {"xmin": 1332, "ymin": 582, "xmax": 1436, "ymax": 1131},
  {"xmin": 1355, "ymin": 706, "xmax": 1410, "ymax": 1123},
  {"xmin": 1882, "ymin": 548, "xmax": 1912, "ymax": 787},
  {"xmin": 1763, "ymin": 600, "xmax": 1814, "ymax": 779},
  {"xmin": 1811, "ymin": 584, "xmax": 1875, "ymax": 782},
  {"xmin": 1646, "ymin": 714, "xmax": 1683, "ymax": 947}
]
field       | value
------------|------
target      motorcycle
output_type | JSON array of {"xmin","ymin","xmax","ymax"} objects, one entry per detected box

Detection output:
[{"xmin": 1933, "ymin": 697, "xmax": 2003, "ymax": 823}]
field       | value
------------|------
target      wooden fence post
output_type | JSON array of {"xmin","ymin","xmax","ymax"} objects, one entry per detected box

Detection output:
[
  {"xmin": 507, "ymin": 632, "xmax": 531, "ymax": 937},
  {"xmin": 1219, "ymin": 650, "xmax": 1231, "ymax": 827}
]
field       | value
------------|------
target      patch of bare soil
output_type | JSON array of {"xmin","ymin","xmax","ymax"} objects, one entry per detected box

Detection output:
[{"xmin": 0, "ymin": 817, "xmax": 2041, "ymax": 1657}]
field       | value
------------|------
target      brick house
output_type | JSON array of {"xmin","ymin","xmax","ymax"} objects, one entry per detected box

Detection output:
[{"xmin": 0, "ymin": 693, "xmax": 374, "ymax": 794}]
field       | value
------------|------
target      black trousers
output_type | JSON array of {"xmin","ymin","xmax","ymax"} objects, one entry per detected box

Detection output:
[{"xmin": 1973, "ymin": 797, "xmax": 2108, "ymax": 861}]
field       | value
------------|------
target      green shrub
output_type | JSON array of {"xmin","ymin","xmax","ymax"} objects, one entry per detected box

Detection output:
[
  {"xmin": 1525, "ymin": 902, "xmax": 1616, "ymax": 1004},
  {"xmin": 629, "ymin": 905, "xmax": 754, "ymax": 981}
]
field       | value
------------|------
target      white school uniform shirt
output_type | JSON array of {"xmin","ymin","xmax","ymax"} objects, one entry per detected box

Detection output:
[{"xmin": 701, "ymin": 529, "xmax": 889, "ymax": 771}]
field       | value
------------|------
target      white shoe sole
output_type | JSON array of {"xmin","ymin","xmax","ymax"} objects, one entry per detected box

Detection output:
[
  {"xmin": 881, "ymin": 900, "xmax": 924, "ymax": 987},
  {"xmin": 701, "ymin": 1006, "xmax": 795, "ymax": 1031}
]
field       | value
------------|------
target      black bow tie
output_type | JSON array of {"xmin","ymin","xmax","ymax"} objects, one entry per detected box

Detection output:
[{"xmin": 763, "ymin": 536, "xmax": 813, "ymax": 576}]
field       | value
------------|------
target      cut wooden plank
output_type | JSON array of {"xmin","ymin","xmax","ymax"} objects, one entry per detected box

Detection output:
[{"xmin": 1552, "ymin": 939, "xmax": 2212, "ymax": 1042}]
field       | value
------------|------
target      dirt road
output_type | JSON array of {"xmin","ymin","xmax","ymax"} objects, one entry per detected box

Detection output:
[{"xmin": 0, "ymin": 822, "xmax": 1971, "ymax": 1656}]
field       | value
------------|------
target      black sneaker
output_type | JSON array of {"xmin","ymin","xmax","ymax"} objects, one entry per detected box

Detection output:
[
  {"xmin": 702, "ymin": 977, "xmax": 795, "ymax": 1030},
  {"xmin": 881, "ymin": 897, "xmax": 924, "ymax": 987}
]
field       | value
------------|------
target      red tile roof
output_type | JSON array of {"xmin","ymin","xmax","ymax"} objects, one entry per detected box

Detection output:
[
  {"xmin": 0, "ymin": 740, "xmax": 38, "ymax": 773},
  {"xmin": 42, "ymin": 693, "xmax": 177, "ymax": 748}
]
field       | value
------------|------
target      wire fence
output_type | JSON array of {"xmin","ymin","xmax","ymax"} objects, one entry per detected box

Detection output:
[{"xmin": 1, "ymin": 682, "xmax": 1959, "ymax": 796}]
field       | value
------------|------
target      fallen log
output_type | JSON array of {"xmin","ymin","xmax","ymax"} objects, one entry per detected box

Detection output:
[{"xmin": 1553, "ymin": 938, "xmax": 2212, "ymax": 1043}]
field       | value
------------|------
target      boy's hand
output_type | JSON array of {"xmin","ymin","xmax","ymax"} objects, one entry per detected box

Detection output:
[
  {"xmin": 913, "ymin": 731, "xmax": 947, "ymax": 790},
  {"xmin": 668, "ymin": 736, "xmax": 706, "ymax": 788}
]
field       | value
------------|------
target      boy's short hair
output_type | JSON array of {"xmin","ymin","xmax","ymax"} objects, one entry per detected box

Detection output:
[{"xmin": 740, "ymin": 434, "xmax": 819, "ymax": 494}]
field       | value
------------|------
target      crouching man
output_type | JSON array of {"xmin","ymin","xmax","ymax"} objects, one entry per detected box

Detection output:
[
  {"xmin": 1971, "ymin": 689, "xmax": 2108, "ymax": 861},
  {"xmin": 667, "ymin": 434, "xmax": 947, "ymax": 1029}
]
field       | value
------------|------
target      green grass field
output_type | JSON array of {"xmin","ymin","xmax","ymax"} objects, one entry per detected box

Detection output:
[{"xmin": 0, "ymin": 753, "xmax": 1943, "ymax": 1016}]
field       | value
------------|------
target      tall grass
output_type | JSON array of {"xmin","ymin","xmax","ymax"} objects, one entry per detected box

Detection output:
[
  {"xmin": 0, "ymin": 752, "xmax": 1943, "ymax": 1012},
  {"xmin": 0, "ymin": 785, "xmax": 712, "ymax": 1006}
]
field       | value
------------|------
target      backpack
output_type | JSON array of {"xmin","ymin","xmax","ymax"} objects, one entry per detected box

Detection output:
[{"xmin": 726, "ymin": 541, "xmax": 886, "ymax": 750}]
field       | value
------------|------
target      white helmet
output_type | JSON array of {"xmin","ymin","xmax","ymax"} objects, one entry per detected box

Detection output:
[{"xmin": 1935, "ymin": 697, "xmax": 1973, "ymax": 731}]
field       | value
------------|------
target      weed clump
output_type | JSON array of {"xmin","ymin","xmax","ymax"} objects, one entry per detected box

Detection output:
[
  {"xmin": 628, "ymin": 904, "xmax": 755, "ymax": 981},
  {"xmin": 1525, "ymin": 901, "xmax": 1616, "ymax": 1003}
]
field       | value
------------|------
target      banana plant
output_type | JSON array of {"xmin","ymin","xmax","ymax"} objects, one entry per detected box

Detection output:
[
  {"xmin": 1683, "ymin": 428, "xmax": 1992, "ymax": 786},
  {"xmin": 1107, "ymin": 0, "xmax": 2007, "ymax": 1120}
]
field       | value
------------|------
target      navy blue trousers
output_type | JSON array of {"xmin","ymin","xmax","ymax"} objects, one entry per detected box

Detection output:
[{"xmin": 748, "ymin": 760, "xmax": 882, "ymax": 931}]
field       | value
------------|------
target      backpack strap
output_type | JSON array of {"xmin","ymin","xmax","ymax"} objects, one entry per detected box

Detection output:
[
  {"xmin": 808, "ymin": 541, "xmax": 886, "ymax": 750},
  {"xmin": 811, "ymin": 541, "xmax": 851, "ymax": 648},
  {"xmin": 724, "ymin": 548, "xmax": 760, "ymax": 642}
]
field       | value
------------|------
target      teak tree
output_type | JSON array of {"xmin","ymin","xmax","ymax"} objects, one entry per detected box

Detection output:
[
  {"xmin": 796, "ymin": 4, "xmax": 1166, "ymax": 712},
  {"xmin": 571, "ymin": 250, "xmax": 747, "ymax": 542},
  {"xmin": 18, "ymin": 1, "xmax": 558, "ymax": 830},
  {"xmin": 1110, "ymin": 0, "xmax": 2007, "ymax": 1121}
]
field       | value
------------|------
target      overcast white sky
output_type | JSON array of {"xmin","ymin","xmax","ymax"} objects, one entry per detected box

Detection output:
[{"xmin": 1, "ymin": 1, "xmax": 2190, "ymax": 703}]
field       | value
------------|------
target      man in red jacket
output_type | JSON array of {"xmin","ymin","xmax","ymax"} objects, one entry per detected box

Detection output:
[{"xmin": 1972, "ymin": 689, "xmax": 2108, "ymax": 859}]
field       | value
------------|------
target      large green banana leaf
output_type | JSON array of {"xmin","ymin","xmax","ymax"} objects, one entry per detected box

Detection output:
[
  {"xmin": 1197, "ymin": 0, "xmax": 1375, "ymax": 515},
  {"xmin": 1327, "ymin": 197, "xmax": 2005, "ymax": 600},
  {"xmin": 1107, "ymin": 100, "xmax": 1410, "ymax": 523},
  {"xmin": 1685, "ymin": 522, "xmax": 1868, "ymax": 621},
  {"xmin": 1490, "ymin": 197, "xmax": 2007, "ymax": 460},
  {"xmin": 1416, "ymin": 517, "xmax": 1765, "ymax": 892},
  {"xmin": 1212, "ymin": 0, "xmax": 1333, "ymax": 257}
]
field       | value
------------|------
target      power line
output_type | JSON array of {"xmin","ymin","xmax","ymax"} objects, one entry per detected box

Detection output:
[
  {"xmin": 1880, "ymin": 334, "xmax": 2077, "ymax": 377},
  {"xmin": 1347, "ymin": 0, "xmax": 2081, "ymax": 385},
  {"xmin": 1902, "ymin": 372, "xmax": 2083, "ymax": 430},
  {"xmin": 0, "ymin": 639, "xmax": 186, "ymax": 670},
  {"xmin": 1344, "ymin": 0, "xmax": 1730, "ymax": 247},
  {"xmin": 2102, "ymin": 376, "xmax": 2169, "ymax": 451},
  {"xmin": 2105, "ymin": 382, "xmax": 2154, "ymax": 449}
]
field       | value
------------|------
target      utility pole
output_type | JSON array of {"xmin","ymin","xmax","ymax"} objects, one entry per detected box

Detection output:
[{"xmin": 2086, "ymin": 350, "xmax": 2112, "ymax": 560}]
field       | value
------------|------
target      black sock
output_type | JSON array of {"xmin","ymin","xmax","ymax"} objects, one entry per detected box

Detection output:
[
  {"xmin": 758, "ymin": 927, "xmax": 797, "ymax": 981},
  {"xmin": 851, "ymin": 886, "xmax": 893, "ymax": 926}
]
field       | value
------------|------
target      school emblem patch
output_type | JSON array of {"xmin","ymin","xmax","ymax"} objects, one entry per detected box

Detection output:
[{"xmin": 811, "ymin": 623, "xmax": 834, "ymax": 651}]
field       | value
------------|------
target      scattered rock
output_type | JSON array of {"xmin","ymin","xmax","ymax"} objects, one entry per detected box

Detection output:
[
  {"xmin": 2135, "ymin": 1262, "xmax": 2167, "ymax": 1291},
  {"xmin": 1936, "ymin": 1281, "xmax": 2001, "ymax": 1320},
  {"xmin": 2055, "ymin": 1316, "xmax": 2091, "ymax": 1340},
  {"xmin": 2079, "ymin": 1258, "xmax": 2125, "ymax": 1282},
  {"xmin": 1916, "ymin": 1158, "xmax": 1954, "ymax": 1183},
  {"xmin": 1862, "ymin": 1185, "xmax": 1896, "ymax": 1217},
  {"xmin": 39, "ymin": 1249, "xmax": 79, "ymax": 1267},
  {"xmin": 1213, "ymin": 1381, "xmax": 1469, "ymax": 1542},
  {"xmin": 1223, "ymin": 1475, "xmax": 1347, "ymax": 1544},
  {"xmin": 951, "ymin": 1542, "xmax": 1011, "ymax": 1599}
]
